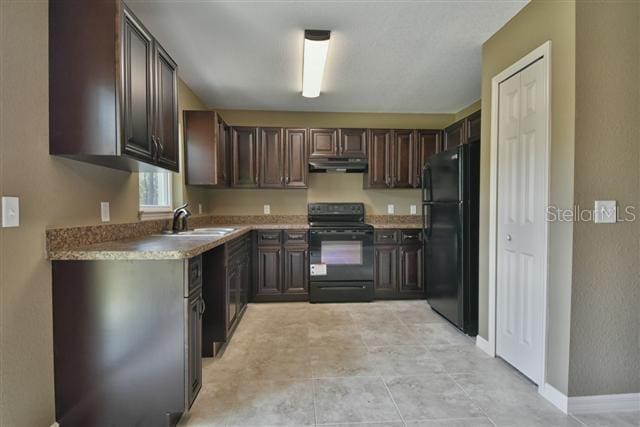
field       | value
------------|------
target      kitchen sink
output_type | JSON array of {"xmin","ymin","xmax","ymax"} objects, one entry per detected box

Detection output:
[{"xmin": 155, "ymin": 227, "xmax": 237, "ymax": 237}]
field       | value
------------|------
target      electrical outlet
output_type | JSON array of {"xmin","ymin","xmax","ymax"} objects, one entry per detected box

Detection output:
[
  {"xmin": 410, "ymin": 205, "xmax": 417, "ymax": 215},
  {"xmin": 387, "ymin": 204, "xmax": 395, "ymax": 215},
  {"xmin": 100, "ymin": 202, "xmax": 110, "ymax": 222},
  {"xmin": 198, "ymin": 203, "xmax": 203, "ymax": 215},
  {"xmin": 1, "ymin": 196, "xmax": 19, "ymax": 227},
  {"xmin": 263, "ymin": 204, "xmax": 271, "ymax": 215}
]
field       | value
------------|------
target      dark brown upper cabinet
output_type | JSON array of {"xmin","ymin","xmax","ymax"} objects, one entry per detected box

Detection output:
[
  {"xmin": 392, "ymin": 130, "xmax": 416, "ymax": 188},
  {"xmin": 466, "ymin": 110, "xmax": 481, "ymax": 143},
  {"xmin": 339, "ymin": 129, "xmax": 368, "ymax": 158},
  {"xmin": 309, "ymin": 128, "xmax": 339, "ymax": 158},
  {"xmin": 259, "ymin": 128, "xmax": 285, "ymax": 188},
  {"xmin": 284, "ymin": 128, "xmax": 309, "ymax": 188},
  {"xmin": 414, "ymin": 130, "xmax": 442, "ymax": 187},
  {"xmin": 367, "ymin": 129, "xmax": 393, "ymax": 188},
  {"xmin": 443, "ymin": 110, "xmax": 481, "ymax": 151},
  {"xmin": 231, "ymin": 127, "xmax": 259, "ymax": 188},
  {"xmin": 184, "ymin": 111, "xmax": 229, "ymax": 187},
  {"xmin": 49, "ymin": 1, "xmax": 178, "ymax": 172},
  {"xmin": 443, "ymin": 120, "xmax": 465, "ymax": 151}
]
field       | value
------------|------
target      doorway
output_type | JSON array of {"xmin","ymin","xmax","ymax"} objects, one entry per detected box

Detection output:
[{"xmin": 488, "ymin": 41, "xmax": 551, "ymax": 386}]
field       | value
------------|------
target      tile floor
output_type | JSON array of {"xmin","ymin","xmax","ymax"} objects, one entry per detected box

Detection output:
[{"xmin": 179, "ymin": 300, "xmax": 640, "ymax": 427}]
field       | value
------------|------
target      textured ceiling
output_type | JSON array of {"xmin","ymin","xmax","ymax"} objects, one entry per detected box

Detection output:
[{"xmin": 128, "ymin": 0, "xmax": 528, "ymax": 113}]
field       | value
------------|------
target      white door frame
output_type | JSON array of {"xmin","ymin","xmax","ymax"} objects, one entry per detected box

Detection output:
[{"xmin": 487, "ymin": 41, "xmax": 552, "ymax": 388}]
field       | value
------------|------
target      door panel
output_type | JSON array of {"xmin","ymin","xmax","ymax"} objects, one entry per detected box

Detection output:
[
  {"xmin": 259, "ymin": 127, "xmax": 284, "ymax": 188},
  {"xmin": 154, "ymin": 44, "xmax": 178, "ymax": 171},
  {"xmin": 399, "ymin": 244, "xmax": 423, "ymax": 293},
  {"xmin": 227, "ymin": 265, "xmax": 239, "ymax": 328},
  {"xmin": 415, "ymin": 130, "xmax": 441, "ymax": 187},
  {"xmin": 187, "ymin": 291, "xmax": 202, "ymax": 408},
  {"xmin": 309, "ymin": 129, "xmax": 338, "ymax": 158},
  {"xmin": 285, "ymin": 128, "xmax": 308, "ymax": 188},
  {"xmin": 284, "ymin": 247, "xmax": 308, "ymax": 294},
  {"xmin": 425, "ymin": 203, "xmax": 461, "ymax": 327},
  {"xmin": 122, "ymin": 9, "xmax": 154, "ymax": 161},
  {"xmin": 340, "ymin": 129, "xmax": 367, "ymax": 158},
  {"xmin": 257, "ymin": 247, "xmax": 282, "ymax": 295},
  {"xmin": 374, "ymin": 246, "xmax": 397, "ymax": 297},
  {"xmin": 496, "ymin": 58, "xmax": 546, "ymax": 384},
  {"xmin": 231, "ymin": 127, "xmax": 258, "ymax": 187},
  {"xmin": 367, "ymin": 129, "xmax": 392, "ymax": 188},
  {"xmin": 393, "ymin": 130, "xmax": 414, "ymax": 188}
]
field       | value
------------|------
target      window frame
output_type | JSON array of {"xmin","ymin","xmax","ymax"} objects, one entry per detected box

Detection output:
[{"xmin": 139, "ymin": 172, "xmax": 173, "ymax": 218}]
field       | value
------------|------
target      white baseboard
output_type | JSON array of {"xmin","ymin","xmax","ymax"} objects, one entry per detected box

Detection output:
[
  {"xmin": 50, "ymin": 423, "xmax": 60, "ymax": 427},
  {"xmin": 475, "ymin": 335, "xmax": 493, "ymax": 356},
  {"xmin": 539, "ymin": 383, "xmax": 568, "ymax": 413},
  {"xmin": 568, "ymin": 392, "xmax": 640, "ymax": 414}
]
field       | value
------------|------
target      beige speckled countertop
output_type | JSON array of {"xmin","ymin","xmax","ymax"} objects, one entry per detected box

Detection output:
[
  {"xmin": 47, "ymin": 217, "xmax": 421, "ymax": 261},
  {"xmin": 47, "ymin": 224, "xmax": 309, "ymax": 261}
]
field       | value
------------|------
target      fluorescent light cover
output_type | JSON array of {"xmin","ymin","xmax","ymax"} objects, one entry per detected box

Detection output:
[{"xmin": 302, "ymin": 30, "xmax": 330, "ymax": 98}]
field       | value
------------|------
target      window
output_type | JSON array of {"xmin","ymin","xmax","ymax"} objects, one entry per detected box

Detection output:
[{"xmin": 139, "ymin": 172, "xmax": 172, "ymax": 214}]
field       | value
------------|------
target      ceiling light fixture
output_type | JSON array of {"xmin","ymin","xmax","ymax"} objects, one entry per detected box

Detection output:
[{"xmin": 302, "ymin": 29, "xmax": 331, "ymax": 98}]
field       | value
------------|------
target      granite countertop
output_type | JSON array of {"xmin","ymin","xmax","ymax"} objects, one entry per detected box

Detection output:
[
  {"xmin": 47, "ymin": 220, "xmax": 423, "ymax": 261},
  {"xmin": 48, "ymin": 224, "xmax": 308, "ymax": 261}
]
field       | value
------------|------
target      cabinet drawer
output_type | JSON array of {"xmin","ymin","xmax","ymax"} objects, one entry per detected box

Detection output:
[
  {"xmin": 401, "ymin": 229, "xmax": 422, "ymax": 244},
  {"xmin": 284, "ymin": 230, "xmax": 308, "ymax": 245},
  {"xmin": 257, "ymin": 230, "xmax": 282, "ymax": 246},
  {"xmin": 374, "ymin": 230, "xmax": 399, "ymax": 244},
  {"xmin": 187, "ymin": 255, "xmax": 202, "ymax": 295}
]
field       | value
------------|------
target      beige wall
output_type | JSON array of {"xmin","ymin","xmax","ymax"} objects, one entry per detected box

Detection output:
[
  {"xmin": 569, "ymin": 0, "xmax": 640, "ymax": 396},
  {"xmin": 207, "ymin": 109, "xmax": 456, "ymax": 215},
  {"xmin": 0, "ymin": 2, "xmax": 209, "ymax": 423},
  {"xmin": 453, "ymin": 99, "xmax": 481, "ymax": 122},
  {"xmin": 480, "ymin": 0, "xmax": 576, "ymax": 393}
]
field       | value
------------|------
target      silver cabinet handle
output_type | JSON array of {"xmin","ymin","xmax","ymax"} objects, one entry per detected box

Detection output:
[{"xmin": 506, "ymin": 234, "xmax": 512, "ymax": 241}]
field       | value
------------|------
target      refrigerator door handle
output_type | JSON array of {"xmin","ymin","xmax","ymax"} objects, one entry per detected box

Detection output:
[
  {"xmin": 423, "ymin": 204, "xmax": 432, "ymax": 239},
  {"xmin": 422, "ymin": 165, "xmax": 433, "ymax": 202}
]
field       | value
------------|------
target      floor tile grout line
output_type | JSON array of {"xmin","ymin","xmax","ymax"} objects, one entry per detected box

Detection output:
[
  {"xmin": 380, "ymin": 375, "xmax": 408, "ymax": 426},
  {"xmin": 443, "ymin": 367, "xmax": 497, "ymax": 427}
]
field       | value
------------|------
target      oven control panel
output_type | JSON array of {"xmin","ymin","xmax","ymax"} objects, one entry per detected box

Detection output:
[{"xmin": 308, "ymin": 203, "xmax": 364, "ymax": 220}]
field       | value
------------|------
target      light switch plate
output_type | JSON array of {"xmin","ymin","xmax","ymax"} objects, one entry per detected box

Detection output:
[
  {"xmin": 594, "ymin": 200, "xmax": 616, "ymax": 224},
  {"xmin": 387, "ymin": 204, "xmax": 395, "ymax": 215},
  {"xmin": 1, "ymin": 196, "xmax": 20, "ymax": 227},
  {"xmin": 101, "ymin": 202, "xmax": 110, "ymax": 222},
  {"xmin": 263, "ymin": 204, "xmax": 271, "ymax": 215},
  {"xmin": 410, "ymin": 205, "xmax": 417, "ymax": 215}
]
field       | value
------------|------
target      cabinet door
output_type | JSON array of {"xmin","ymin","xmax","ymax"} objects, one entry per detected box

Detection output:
[
  {"xmin": 284, "ymin": 247, "xmax": 308, "ymax": 295},
  {"xmin": 122, "ymin": 8, "xmax": 154, "ymax": 162},
  {"xmin": 231, "ymin": 127, "xmax": 258, "ymax": 187},
  {"xmin": 414, "ymin": 130, "xmax": 441, "ymax": 187},
  {"xmin": 465, "ymin": 110, "xmax": 481, "ymax": 143},
  {"xmin": 340, "ymin": 129, "xmax": 367, "ymax": 158},
  {"xmin": 443, "ymin": 120, "xmax": 464, "ymax": 151},
  {"xmin": 187, "ymin": 291, "xmax": 202, "ymax": 408},
  {"xmin": 393, "ymin": 130, "xmax": 415, "ymax": 188},
  {"xmin": 154, "ymin": 43, "xmax": 179, "ymax": 171},
  {"xmin": 367, "ymin": 129, "xmax": 392, "ymax": 188},
  {"xmin": 285, "ymin": 128, "xmax": 308, "ymax": 188},
  {"xmin": 259, "ymin": 127, "xmax": 284, "ymax": 188},
  {"xmin": 399, "ymin": 244, "xmax": 423, "ymax": 293},
  {"xmin": 184, "ymin": 111, "xmax": 217, "ymax": 185},
  {"xmin": 374, "ymin": 246, "xmax": 398, "ymax": 297},
  {"xmin": 309, "ymin": 128, "xmax": 338, "ymax": 158},
  {"xmin": 256, "ymin": 247, "xmax": 282, "ymax": 295},
  {"xmin": 217, "ymin": 120, "xmax": 230, "ymax": 187},
  {"xmin": 226, "ymin": 265, "xmax": 239, "ymax": 328}
]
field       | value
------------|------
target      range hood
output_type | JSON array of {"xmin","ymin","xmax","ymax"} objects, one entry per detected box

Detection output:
[{"xmin": 309, "ymin": 158, "xmax": 368, "ymax": 173}]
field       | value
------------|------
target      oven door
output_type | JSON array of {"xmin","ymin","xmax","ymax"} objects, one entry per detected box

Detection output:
[{"xmin": 309, "ymin": 228, "xmax": 374, "ymax": 282}]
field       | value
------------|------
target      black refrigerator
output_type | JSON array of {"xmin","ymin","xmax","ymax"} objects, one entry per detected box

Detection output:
[{"xmin": 422, "ymin": 142, "xmax": 479, "ymax": 336}]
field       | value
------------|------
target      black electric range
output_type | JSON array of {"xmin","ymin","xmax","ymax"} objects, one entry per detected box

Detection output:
[{"xmin": 308, "ymin": 203, "xmax": 374, "ymax": 303}]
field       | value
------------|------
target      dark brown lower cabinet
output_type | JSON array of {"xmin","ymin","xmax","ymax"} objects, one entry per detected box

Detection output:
[
  {"xmin": 202, "ymin": 234, "xmax": 250, "ymax": 357},
  {"xmin": 253, "ymin": 230, "xmax": 309, "ymax": 302},
  {"xmin": 51, "ymin": 256, "xmax": 203, "ymax": 427},
  {"xmin": 374, "ymin": 229, "xmax": 424, "ymax": 299}
]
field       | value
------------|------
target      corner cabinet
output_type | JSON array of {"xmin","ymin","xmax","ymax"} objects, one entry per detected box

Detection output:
[
  {"xmin": 444, "ymin": 110, "xmax": 481, "ymax": 151},
  {"xmin": 49, "ymin": 0, "xmax": 179, "ymax": 172},
  {"xmin": 184, "ymin": 111, "xmax": 230, "ymax": 187}
]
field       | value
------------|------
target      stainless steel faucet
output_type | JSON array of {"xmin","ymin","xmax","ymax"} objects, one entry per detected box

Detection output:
[{"xmin": 171, "ymin": 203, "xmax": 191, "ymax": 233}]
